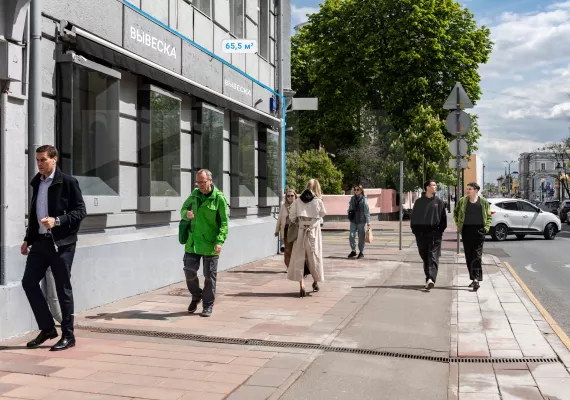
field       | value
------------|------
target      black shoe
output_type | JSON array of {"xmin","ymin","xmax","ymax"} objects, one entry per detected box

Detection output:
[
  {"xmin": 312, "ymin": 282, "xmax": 320, "ymax": 292},
  {"xmin": 473, "ymin": 281, "xmax": 480, "ymax": 291},
  {"xmin": 50, "ymin": 337, "xmax": 75, "ymax": 351},
  {"xmin": 300, "ymin": 287, "xmax": 306, "ymax": 298},
  {"xmin": 280, "ymin": 246, "xmax": 285, "ymax": 252},
  {"xmin": 348, "ymin": 251, "xmax": 357, "ymax": 258},
  {"xmin": 188, "ymin": 299, "xmax": 200, "ymax": 314},
  {"xmin": 201, "ymin": 306, "xmax": 213, "ymax": 317},
  {"xmin": 26, "ymin": 328, "xmax": 58, "ymax": 348},
  {"xmin": 468, "ymin": 281, "xmax": 474, "ymax": 288},
  {"xmin": 357, "ymin": 252, "xmax": 364, "ymax": 259}
]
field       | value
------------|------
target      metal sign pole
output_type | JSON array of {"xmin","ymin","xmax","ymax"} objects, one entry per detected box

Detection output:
[
  {"xmin": 456, "ymin": 86, "xmax": 461, "ymax": 255},
  {"xmin": 399, "ymin": 160, "xmax": 403, "ymax": 250}
]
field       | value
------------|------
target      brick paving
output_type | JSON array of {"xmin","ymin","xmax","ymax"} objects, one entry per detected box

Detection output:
[{"xmin": 1, "ymin": 220, "xmax": 570, "ymax": 399}]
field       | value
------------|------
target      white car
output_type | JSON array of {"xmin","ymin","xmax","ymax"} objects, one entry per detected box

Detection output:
[{"xmin": 487, "ymin": 198, "xmax": 561, "ymax": 241}]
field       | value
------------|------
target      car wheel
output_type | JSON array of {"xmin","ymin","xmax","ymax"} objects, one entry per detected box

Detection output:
[
  {"xmin": 516, "ymin": 234, "xmax": 526, "ymax": 240},
  {"xmin": 492, "ymin": 224, "xmax": 508, "ymax": 241},
  {"xmin": 543, "ymin": 223, "xmax": 557, "ymax": 240}
]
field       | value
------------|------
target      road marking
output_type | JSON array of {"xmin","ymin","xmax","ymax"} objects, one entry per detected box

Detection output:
[
  {"xmin": 525, "ymin": 264, "xmax": 537, "ymax": 273},
  {"xmin": 504, "ymin": 261, "xmax": 570, "ymax": 352}
]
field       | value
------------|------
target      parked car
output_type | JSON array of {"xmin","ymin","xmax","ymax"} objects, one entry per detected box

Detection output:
[
  {"xmin": 487, "ymin": 198, "xmax": 561, "ymax": 241},
  {"xmin": 540, "ymin": 200, "xmax": 560, "ymax": 215},
  {"xmin": 557, "ymin": 200, "xmax": 570, "ymax": 223}
]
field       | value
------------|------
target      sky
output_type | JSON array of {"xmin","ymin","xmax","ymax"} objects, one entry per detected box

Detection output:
[{"xmin": 290, "ymin": 0, "xmax": 570, "ymax": 186}]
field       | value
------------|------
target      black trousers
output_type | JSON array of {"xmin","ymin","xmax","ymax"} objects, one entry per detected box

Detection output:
[
  {"xmin": 183, "ymin": 252, "xmax": 219, "ymax": 307},
  {"xmin": 415, "ymin": 234, "xmax": 442, "ymax": 283},
  {"xmin": 22, "ymin": 238, "xmax": 76, "ymax": 338},
  {"xmin": 462, "ymin": 226, "xmax": 485, "ymax": 281}
]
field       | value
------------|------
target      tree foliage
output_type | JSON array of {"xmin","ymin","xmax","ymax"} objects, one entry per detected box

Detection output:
[
  {"xmin": 291, "ymin": 0, "xmax": 492, "ymax": 189},
  {"xmin": 286, "ymin": 149, "xmax": 344, "ymax": 194}
]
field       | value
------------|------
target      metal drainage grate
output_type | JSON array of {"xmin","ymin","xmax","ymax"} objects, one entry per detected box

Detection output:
[{"xmin": 75, "ymin": 325, "xmax": 561, "ymax": 364}]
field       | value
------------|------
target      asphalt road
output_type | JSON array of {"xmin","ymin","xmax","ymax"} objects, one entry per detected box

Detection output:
[{"xmin": 483, "ymin": 221, "xmax": 570, "ymax": 338}]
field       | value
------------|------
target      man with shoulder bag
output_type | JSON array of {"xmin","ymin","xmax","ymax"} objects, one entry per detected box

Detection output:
[{"xmin": 179, "ymin": 169, "xmax": 229, "ymax": 317}]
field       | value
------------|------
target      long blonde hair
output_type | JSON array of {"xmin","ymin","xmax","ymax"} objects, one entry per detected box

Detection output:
[{"xmin": 306, "ymin": 179, "xmax": 322, "ymax": 198}]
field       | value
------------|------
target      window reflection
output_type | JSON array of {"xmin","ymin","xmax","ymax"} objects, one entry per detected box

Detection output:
[
  {"xmin": 231, "ymin": 116, "xmax": 256, "ymax": 199},
  {"xmin": 193, "ymin": 105, "xmax": 224, "ymax": 190},
  {"xmin": 57, "ymin": 63, "xmax": 120, "ymax": 197},
  {"xmin": 266, "ymin": 130, "xmax": 279, "ymax": 198},
  {"xmin": 148, "ymin": 92, "xmax": 181, "ymax": 197}
]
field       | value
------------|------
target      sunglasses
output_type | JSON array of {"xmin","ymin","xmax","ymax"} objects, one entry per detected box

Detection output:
[
  {"xmin": 286, "ymin": 194, "xmax": 295, "ymax": 198},
  {"xmin": 354, "ymin": 188, "xmax": 361, "ymax": 191}
]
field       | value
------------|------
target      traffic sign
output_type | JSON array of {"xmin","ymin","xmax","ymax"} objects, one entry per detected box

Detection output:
[
  {"xmin": 443, "ymin": 82, "xmax": 474, "ymax": 109},
  {"xmin": 445, "ymin": 111, "xmax": 471, "ymax": 136},
  {"xmin": 449, "ymin": 158, "xmax": 468, "ymax": 169},
  {"xmin": 449, "ymin": 139, "xmax": 468, "ymax": 157}
]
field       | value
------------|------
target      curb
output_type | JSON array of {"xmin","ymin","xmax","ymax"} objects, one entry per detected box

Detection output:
[{"xmin": 503, "ymin": 261, "xmax": 570, "ymax": 353}]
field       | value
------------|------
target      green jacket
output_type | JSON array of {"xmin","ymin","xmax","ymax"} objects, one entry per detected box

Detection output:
[
  {"xmin": 454, "ymin": 196, "xmax": 492, "ymax": 233},
  {"xmin": 180, "ymin": 185, "xmax": 229, "ymax": 256}
]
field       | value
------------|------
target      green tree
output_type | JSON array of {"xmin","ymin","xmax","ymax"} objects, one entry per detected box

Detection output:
[
  {"xmin": 286, "ymin": 149, "xmax": 344, "ymax": 194},
  {"xmin": 291, "ymin": 0, "xmax": 492, "ymax": 189}
]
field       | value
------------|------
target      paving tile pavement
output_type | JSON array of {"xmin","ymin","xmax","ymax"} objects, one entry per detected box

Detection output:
[
  {"xmin": 2, "ymin": 220, "xmax": 570, "ymax": 399},
  {"xmin": 450, "ymin": 247, "xmax": 570, "ymax": 399}
]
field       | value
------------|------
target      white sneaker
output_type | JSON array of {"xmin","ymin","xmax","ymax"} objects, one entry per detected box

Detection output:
[{"xmin": 425, "ymin": 279, "xmax": 435, "ymax": 290}]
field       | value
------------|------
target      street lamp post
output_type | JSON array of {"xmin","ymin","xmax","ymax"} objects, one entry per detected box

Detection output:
[
  {"xmin": 504, "ymin": 160, "xmax": 516, "ymax": 196},
  {"xmin": 556, "ymin": 162, "xmax": 562, "ymax": 202}
]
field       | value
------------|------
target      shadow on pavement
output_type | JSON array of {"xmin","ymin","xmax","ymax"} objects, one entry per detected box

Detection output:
[
  {"xmin": 85, "ymin": 310, "xmax": 190, "ymax": 321},
  {"xmin": 227, "ymin": 270, "xmax": 287, "ymax": 274},
  {"xmin": 225, "ymin": 292, "xmax": 306, "ymax": 298},
  {"xmin": 359, "ymin": 285, "xmax": 471, "ymax": 292}
]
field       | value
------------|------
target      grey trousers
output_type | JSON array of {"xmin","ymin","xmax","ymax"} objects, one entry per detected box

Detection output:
[{"xmin": 183, "ymin": 252, "xmax": 219, "ymax": 307}]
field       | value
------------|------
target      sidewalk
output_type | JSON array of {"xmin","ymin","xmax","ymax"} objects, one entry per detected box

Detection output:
[{"xmin": 0, "ymin": 221, "xmax": 569, "ymax": 399}]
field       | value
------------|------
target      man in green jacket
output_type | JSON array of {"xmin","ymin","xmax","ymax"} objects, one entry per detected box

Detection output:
[
  {"xmin": 180, "ymin": 169, "xmax": 229, "ymax": 317},
  {"xmin": 453, "ymin": 182, "xmax": 492, "ymax": 291}
]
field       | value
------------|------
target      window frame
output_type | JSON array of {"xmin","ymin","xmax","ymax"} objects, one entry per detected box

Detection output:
[
  {"xmin": 192, "ymin": 102, "xmax": 225, "ymax": 192},
  {"xmin": 138, "ymin": 84, "xmax": 182, "ymax": 212},
  {"xmin": 258, "ymin": 0, "xmax": 270, "ymax": 60},
  {"xmin": 257, "ymin": 126, "xmax": 280, "ymax": 207},
  {"xmin": 517, "ymin": 201, "xmax": 538, "ymax": 213},
  {"xmin": 230, "ymin": 113, "xmax": 257, "ymax": 208},
  {"xmin": 230, "ymin": 0, "xmax": 245, "ymax": 38},
  {"xmin": 55, "ymin": 53, "xmax": 122, "ymax": 215}
]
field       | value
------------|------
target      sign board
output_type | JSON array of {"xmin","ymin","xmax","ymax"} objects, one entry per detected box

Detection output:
[
  {"xmin": 291, "ymin": 97, "xmax": 318, "ymax": 111},
  {"xmin": 124, "ymin": 8, "xmax": 182, "ymax": 73},
  {"xmin": 445, "ymin": 111, "xmax": 471, "ymax": 136},
  {"xmin": 449, "ymin": 139, "xmax": 468, "ymax": 157},
  {"xmin": 449, "ymin": 158, "xmax": 468, "ymax": 169},
  {"xmin": 222, "ymin": 39, "xmax": 257, "ymax": 53},
  {"xmin": 443, "ymin": 82, "xmax": 474, "ymax": 109},
  {"xmin": 501, "ymin": 186, "xmax": 507, "ymax": 193}
]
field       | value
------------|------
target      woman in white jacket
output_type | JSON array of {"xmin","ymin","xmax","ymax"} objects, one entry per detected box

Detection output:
[
  {"xmin": 275, "ymin": 189, "xmax": 298, "ymax": 268},
  {"xmin": 288, "ymin": 179, "xmax": 327, "ymax": 297}
]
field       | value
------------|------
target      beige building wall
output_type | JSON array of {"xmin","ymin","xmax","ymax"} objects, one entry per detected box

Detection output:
[{"xmin": 463, "ymin": 154, "xmax": 478, "ymax": 193}]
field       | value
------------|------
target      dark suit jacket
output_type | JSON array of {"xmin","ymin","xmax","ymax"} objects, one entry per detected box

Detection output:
[{"xmin": 24, "ymin": 167, "xmax": 87, "ymax": 247}]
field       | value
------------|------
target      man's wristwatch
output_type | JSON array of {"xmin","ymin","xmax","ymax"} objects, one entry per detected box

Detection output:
[{"xmin": 55, "ymin": 217, "xmax": 61, "ymax": 227}]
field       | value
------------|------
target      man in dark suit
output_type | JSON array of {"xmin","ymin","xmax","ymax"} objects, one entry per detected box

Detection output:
[{"xmin": 21, "ymin": 145, "xmax": 86, "ymax": 351}]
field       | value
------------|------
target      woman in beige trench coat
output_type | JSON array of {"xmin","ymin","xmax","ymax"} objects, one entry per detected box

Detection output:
[
  {"xmin": 287, "ymin": 179, "xmax": 327, "ymax": 297},
  {"xmin": 275, "ymin": 189, "xmax": 298, "ymax": 268}
]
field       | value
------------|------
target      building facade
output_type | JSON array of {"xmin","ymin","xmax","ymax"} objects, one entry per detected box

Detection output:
[
  {"xmin": 0, "ymin": 0, "xmax": 292, "ymax": 339},
  {"xmin": 519, "ymin": 152, "xmax": 563, "ymax": 201}
]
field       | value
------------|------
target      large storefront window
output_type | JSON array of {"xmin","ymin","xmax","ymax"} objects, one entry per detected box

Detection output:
[
  {"xmin": 194, "ymin": 0, "xmax": 211, "ymax": 17},
  {"xmin": 57, "ymin": 57, "xmax": 121, "ymax": 214},
  {"xmin": 258, "ymin": 128, "xmax": 280, "ymax": 206},
  {"xmin": 139, "ymin": 85, "xmax": 181, "ymax": 211},
  {"xmin": 193, "ymin": 103, "xmax": 224, "ymax": 190},
  {"xmin": 231, "ymin": 115, "xmax": 256, "ymax": 207}
]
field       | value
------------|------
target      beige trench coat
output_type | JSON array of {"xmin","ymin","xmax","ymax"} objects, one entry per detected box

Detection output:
[
  {"xmin": 275, "ymin": 203, "xmax": 290, "ymax": 239},
  {"xmin": 287, "ymin": 197, "xmax": 327, "ymax": 282}
]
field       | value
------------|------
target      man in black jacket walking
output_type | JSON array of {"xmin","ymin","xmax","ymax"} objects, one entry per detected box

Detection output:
[
  {"xmin": 410, "ymin": 180, "xmax": 447, "ymax": 290},
  {"xmin": 21, "ymin": 145, "xmax": 86, "ymax": 351}
]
